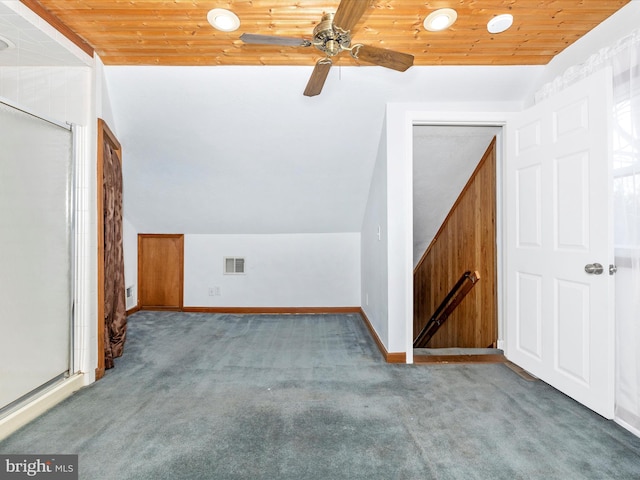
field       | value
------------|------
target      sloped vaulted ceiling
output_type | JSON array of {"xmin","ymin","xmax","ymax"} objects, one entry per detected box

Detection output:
[
  {"xmin": 105, "ymin": 64, "xmax": 542, "ymax": 234},
  {"xmin": 8, "ymin": 1, "xmax": 634, "ymax": 234}
]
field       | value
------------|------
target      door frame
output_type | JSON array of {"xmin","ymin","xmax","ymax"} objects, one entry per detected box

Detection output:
[
  {"xmin": 410, "ymin": 121, "xmax": 506, "ymax": 353},
  {"xmin": 386, "ymin": 104, "xmax": 509, "ymax": 364},
  {"xmin": 96, "ymin": 118, "xmax": 122, "ymax": 381},
  {"xmin": 412, "ymin": 129, "xmax": 500, "ymax": 349}
]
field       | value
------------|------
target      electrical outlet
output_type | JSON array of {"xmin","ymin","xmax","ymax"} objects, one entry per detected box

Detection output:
[{"xmin": 215, "ymin": 286, "xmax": 221, "ymax": 296}]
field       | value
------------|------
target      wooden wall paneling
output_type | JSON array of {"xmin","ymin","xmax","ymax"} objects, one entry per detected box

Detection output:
[
  {"xmin": 96, "ymin": 119, "xmax": 122, "ymax": 381},
  {"xmin": 413, "ymin": 138, "xmax": 497, "ymax": 349}
]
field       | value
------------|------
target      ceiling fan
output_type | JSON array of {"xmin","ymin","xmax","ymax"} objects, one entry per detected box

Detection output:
[{"xmin": 239, "ymin": 0, "xmax": 414, "ymax": 97}]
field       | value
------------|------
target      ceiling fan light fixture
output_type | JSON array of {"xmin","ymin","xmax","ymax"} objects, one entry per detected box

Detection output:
[
  {"xmin": 487, "ymin": 14, "xmax": 514, "ymax": 34},
  {"xmin": 240, "ymin": 2, "xmax": 414, "ymax": 96},
  {"xmin": 207, "ymin": 8, "xmax": 240, "ymax": 32},
  {"xmin": 423, "ymin": 8, "xmax": 457, "ymax": 32}
]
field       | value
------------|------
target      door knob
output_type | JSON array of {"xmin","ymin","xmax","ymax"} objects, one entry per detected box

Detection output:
[{"xmin": 584, "ymin": 263, "xmax": 604, "ymax": 275}]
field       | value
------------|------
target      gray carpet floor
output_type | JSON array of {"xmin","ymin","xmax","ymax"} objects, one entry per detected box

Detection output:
[{"xmin": 2, "ymin": 311, "xmax": 640, "ymax": 479}]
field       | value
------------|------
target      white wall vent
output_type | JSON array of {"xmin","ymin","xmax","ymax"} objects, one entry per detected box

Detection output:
[{"xmin": 224, "ymin": 257, "xmax": 245, "ymax": 274}]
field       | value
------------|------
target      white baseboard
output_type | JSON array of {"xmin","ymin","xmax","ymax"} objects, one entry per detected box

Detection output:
[
  {"xmin": 0, "ymin": 373, "xmax": 85, "ymax": 442},
  {"xmin": 82, "ymin": 369, "xmax": 95, "ymax": 386},
  {"xmin": 615, "ymin": 415, "xmax": 640, "ymax": 438}
]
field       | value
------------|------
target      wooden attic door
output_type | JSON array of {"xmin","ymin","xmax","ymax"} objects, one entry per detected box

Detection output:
[
  {"xmin": 138, "ymin": 234, "xmax": 184, "ymax": 310},
  {"xmin": 413, "ymin": 138, "xmax": 498, "ymax": 348}
]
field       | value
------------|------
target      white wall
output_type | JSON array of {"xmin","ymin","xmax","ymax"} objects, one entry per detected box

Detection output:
[
  {"xmin": 96, "ymin": 54, "xmax": 137, "ymax": 311},
  {"xmin": 0, "ymin": 66, "xmax": 91, "ymax": 125},
  {"xmin": 360, "ymin": 119, "xmax": 389, "ymax": 346},
  {"xmin": 184, "ymin": 233, "xmax": 360, "ymax": 308},
  {"xmin": 95, "ymin": 55, "xmax": 116, "ymax": 131}
]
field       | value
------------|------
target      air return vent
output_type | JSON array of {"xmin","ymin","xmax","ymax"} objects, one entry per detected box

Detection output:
[{"xmin": 224, "ymin": 257, "xmax": 245, "ymax": 274}]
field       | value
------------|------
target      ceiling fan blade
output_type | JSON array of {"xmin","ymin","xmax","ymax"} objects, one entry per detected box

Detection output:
[
  {"xmin": 303, "ymin": 59, "xmax": 332, "ymax": 97},
  {"xmin": 333, "ymin": 0, "xmax": 372, "ymax": 32},
  {"xmin": 240, "ymin": 33, "xmax": 310, "ymax": 47},
  {"xmin": 351, "ymin": 44, "xmax": 414, "ymax": 72}
]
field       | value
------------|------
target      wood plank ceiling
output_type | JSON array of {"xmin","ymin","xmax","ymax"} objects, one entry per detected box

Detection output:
[{"xmin": 25, "ymin": 0, "xmax": 630, "ymax": 66}]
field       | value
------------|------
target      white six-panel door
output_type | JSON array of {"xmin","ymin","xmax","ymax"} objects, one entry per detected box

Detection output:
[{"xmin": 506, "ymin": 69, "xmax": 614, "ymax": 418}]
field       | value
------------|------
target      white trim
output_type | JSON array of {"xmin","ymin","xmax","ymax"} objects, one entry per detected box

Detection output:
[
  {"xmin": 494, "ymin": 129, "xmax": 507, "ymax": 352},
  {"xmin": 0, "ymin": 374, "xmax": 85, "ymax": 442},
  {"xmin": 73, "ymin": 124, "xmax": 92, "ymax": 376},
  {"xmin": 615, "ymin": 416, "xmax": 640, "ymax": 438}
]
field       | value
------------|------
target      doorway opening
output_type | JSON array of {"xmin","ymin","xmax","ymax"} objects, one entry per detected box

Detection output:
[{"xmin": 412, "ymin": 124, "xmax": 502, "ymax": 363}]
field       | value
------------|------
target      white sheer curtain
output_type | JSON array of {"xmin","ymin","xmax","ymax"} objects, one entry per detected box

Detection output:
[
  {"xmin": 536, "ymin": 30, "xmax": 640, "ymax": 433},
  {"xmin": 612, "ymin": 33, "xmax": 640, "ymax": 434}
]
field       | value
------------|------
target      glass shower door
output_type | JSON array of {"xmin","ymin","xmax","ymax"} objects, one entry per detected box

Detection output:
[{"xmin": 0, "ymin": 100, "xmax": 74, "ymax": 411}]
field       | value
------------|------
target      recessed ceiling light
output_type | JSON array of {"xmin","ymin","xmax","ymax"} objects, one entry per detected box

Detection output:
[
  {"xmin": 207, "ymin": 8, "xmax": 240, "ymax": 32},
  {"xmin": 423, "ymin": 8, "xmax": 458, "ymax": 32},
  {"xmin": 0, "ymin": 35, "xmax": 15, "ymax": 51},
  {"xmin": 487, "ymin": 14, "xmax": 513, "ymax": 34}
]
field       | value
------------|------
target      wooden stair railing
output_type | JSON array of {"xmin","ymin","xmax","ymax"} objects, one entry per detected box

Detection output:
[{"xmin": 413, "ymin": 271, "xmax": 481, "ymax": 349}]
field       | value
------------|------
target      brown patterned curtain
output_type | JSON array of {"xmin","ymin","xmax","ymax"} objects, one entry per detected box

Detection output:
[{"xmin": 103, "ymin": 141, "xmax": 127, "ymax": 369}]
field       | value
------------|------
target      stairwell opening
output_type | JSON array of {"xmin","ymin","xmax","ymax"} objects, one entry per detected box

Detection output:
[{"xmin": 412, "ymin": 125, "xmax": 502, "ymax": 363}]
